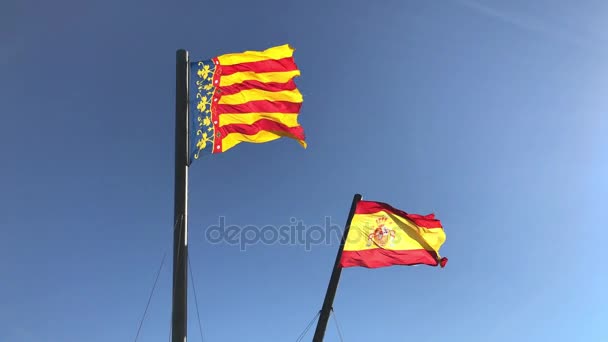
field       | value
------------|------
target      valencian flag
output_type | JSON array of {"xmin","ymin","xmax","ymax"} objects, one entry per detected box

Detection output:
[
  {"xmin": 188, "ymin": 44, "xmax": 306, "ymax": 163},
  {"xmin": 340, "ymin": 200, "xmax": 448, "ymax": 269}
]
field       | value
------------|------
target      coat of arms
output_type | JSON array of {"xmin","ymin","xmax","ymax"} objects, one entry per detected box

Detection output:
[{"xmin": 366, "ymin": 216, "xmax": 395, "ymax": 247}]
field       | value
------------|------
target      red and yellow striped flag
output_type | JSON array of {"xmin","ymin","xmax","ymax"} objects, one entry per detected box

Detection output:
[
  {"xmin": 189, "ymin": 44, "xmax": 305, "ymax": 163},
  {"xmin": 340, "ymin": 200, "xmax": 448, "ymax": 269}
]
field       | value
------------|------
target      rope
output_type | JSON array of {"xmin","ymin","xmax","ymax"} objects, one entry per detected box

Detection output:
[
  {"xmin": 134, "ymin": 251, "xmax": 168, "ymax": 342},
  {"xmin": 130, "ymin": 216, "xmax": 180, "ymax": 342},
  {"xmin": 168, "ymin": 314, "xmax": 172, "ymax": 342},
  {"xmin": 188, "ymin": 255, "xmax": 206, "ymax": 342},
  {"xmin": 331, "ymin": 308, "xmax": 345, "ymax": 342},
  {"xmin": 295, "ymin": 310, "xmax": 321, "ymax": 342}
]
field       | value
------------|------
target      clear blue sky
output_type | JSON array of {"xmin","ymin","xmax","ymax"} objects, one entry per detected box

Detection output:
[{"xmin": 1, "ymin": 0, "xmax": 607, "ymax": 341}]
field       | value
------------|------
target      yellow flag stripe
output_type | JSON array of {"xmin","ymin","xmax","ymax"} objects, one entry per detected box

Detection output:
[
  {"xmin": 217, "ymin": 44, "xmax": 295, "ymax": 65},
  {"xmin": 219, "ymin": 113, "xmax": 301, "ymax": 128},
  {"xmin": 219, "ymin": 70, "xmax": 300, "ymax": 87},
  {"xmin": 218, "ymin": 89, "xmax": 302, "ymax": 105},
  {"xmin": 222, "ymin": 131, "xmax": 307, "ymax": 153},
  {"xmin": 343, "ymin": 212, "xmax": 446, "ymax": 253}
]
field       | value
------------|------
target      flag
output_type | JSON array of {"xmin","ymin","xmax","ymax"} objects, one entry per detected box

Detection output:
[
  {"xmin": 188, "ymin": 44, "xmax": 305, "ymax": 163},
  {"xmin": 340, "ymin": 200, "xmax": 448, "ymax": 269}
]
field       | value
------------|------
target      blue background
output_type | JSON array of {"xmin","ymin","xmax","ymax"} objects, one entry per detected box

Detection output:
[{"xmin": 1, "ymin": 0, "xmax": 607, "ymax": 341}]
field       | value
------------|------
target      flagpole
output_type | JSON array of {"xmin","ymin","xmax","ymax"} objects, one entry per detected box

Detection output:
[
  {"xmin": 312, "ymin": 193, "xmax": 362, "ymax": 342},
  {"xmin": 172, "ymin": 49, "xmax": 189, "ymax": 342}
]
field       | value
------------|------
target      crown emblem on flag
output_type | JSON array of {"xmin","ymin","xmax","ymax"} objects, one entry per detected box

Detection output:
[{"xmin": 367, "ymin": 216, "xmax": 395, "ymax": 248}]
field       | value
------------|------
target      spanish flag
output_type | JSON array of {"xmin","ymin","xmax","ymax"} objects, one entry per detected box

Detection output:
[
  {"xmin": 188, "ymin": 44, "xmax": 305, "ymax": 163},
  {"xmin": 340, "ymin": 200, "xmax": 448, "ymax": 269}
]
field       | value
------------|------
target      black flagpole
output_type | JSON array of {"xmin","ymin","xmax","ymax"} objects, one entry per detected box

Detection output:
[
  {"xmin": 172, "ymin": 49, "xmax": 189, "ymax": 342},
  {"xmin": 312, "ymin": 193, "xmax": 362, "ymax": 342}
]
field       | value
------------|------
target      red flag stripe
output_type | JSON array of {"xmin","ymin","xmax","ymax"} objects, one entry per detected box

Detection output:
[
  {"xmin": 218, "ymin": 79, "xmax": 297, "ymax": 96},
  {"xmin": 355, "ymin": 200, "xmax": 443, "ymax": 229},
  {"xmin": 340, "ymin": 249, "xmax": 447, "ymax": 268},
  {"xmin": 215, "ymin": 101, "xmax": 302, "ymax": 114},
  {"xmin": 219, "ymin": 119, "xmax": 305, "ymax": 140},
  {"xmin": 220, "ymin": 57, "xmax": 298, "ymax": 76}
]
